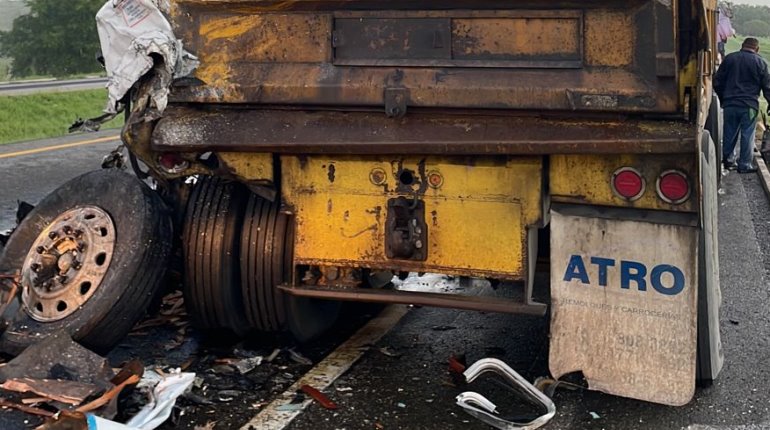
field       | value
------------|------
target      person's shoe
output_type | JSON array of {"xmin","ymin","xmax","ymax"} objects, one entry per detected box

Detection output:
[
  {"xmin": 738, "ymin": 166, "xmax": 758, "ymax": 174},
  {"xmin": 723, "ymin": 161, "xmax": 738, "ymax": 171}
]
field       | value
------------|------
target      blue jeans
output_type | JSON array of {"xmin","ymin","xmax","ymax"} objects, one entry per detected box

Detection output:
[{"xmin": 723, "ymin": 106, "xmax": 758, "ymax": 170}]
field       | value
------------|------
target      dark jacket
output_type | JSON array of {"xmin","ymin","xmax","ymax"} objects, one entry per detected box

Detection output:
[{"xmin": 714, "ymin": 48, "xmax": 770, "ymax": 110}]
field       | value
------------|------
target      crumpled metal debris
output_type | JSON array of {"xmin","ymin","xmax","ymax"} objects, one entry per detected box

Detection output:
[
  {"xmin": 1, "ymin": 378, "xmax": 100, "ymax": 405},
  {"xmin": 69, "ymin": 108, "xmax": 124, "ymax": 134},
  {"xmin": 100, "ymin": 145, "xmax": 127, "ymax": 170},
  {"xmin": 0, "ymin": 331, "xmax": 113, "ymax": 386},
  {"xmin": 455, "ymin": 358, "xmax": 556, "ymax": 430},
  {"xmin": 96, "ymin": 0, "xmax": 199, "ymax": 114},
  {"xmin": 0, "ymin": 333, "xmax": 143, "ymax": 428}
]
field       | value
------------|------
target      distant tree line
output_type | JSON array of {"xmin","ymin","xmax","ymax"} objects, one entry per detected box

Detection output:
[
  {"xmin": 732, "ymin": 4, "xmax": 770, "ymax": 38},
  {"xmin": 0, "ymin": 0, "xmax": 104, "ymax": 78}
]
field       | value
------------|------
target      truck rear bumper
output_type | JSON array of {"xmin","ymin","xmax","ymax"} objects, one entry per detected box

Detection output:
[{"xmin": 151, "ymin": 107, "xmax": 696, "ymax": 155}]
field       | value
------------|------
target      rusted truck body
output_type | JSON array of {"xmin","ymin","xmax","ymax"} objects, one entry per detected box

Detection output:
[
  {"xmin": 140, "ymin": 0, "xmax": 721, "ymax": 406},
  {"xmin": 0, "ymin": 0, "xmax": 723, "ymax": 406}
]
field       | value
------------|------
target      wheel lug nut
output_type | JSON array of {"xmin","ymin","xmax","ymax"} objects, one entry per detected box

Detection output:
[
  {"xmin": 59, "ymin": 276, "xmax": 68, "ymax": 284},
  {"xmin": 36, "ymin": 246, "xmax": 45, "ymax": 254},
  {"xmin": 48, "ymin": 231, "xmax": 58, "ymax": 239},
  {"xmin": 73, "ymin": 261, "xmax": 82, "ymax": 270},
  {"xmin": 30, "ymin": 263, "xmax": 40, "ymax": 272},
  {"xmin": 77, "ymin": 242, "xmax": 87, "ymax": 252},
  {"xmin": 74, "ymin": 229, "xmax": 83, "ymax": 238},
  {"xmin": 63, "ymin": 225, "xmax": 72, "ymax": 235}
]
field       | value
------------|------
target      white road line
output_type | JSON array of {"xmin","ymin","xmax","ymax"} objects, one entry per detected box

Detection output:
[{"xmin": 240, "ymin": 305, "xmax": 410, "ymax": 430}]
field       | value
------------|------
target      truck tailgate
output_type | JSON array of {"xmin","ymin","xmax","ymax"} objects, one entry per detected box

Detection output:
[{"xmin": 169, "ymin": 0, "xmax": 681, "ymax": 114}]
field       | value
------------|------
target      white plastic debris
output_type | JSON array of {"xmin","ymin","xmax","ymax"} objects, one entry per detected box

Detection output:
[
  {"xmin": 234, "ymin": 356, "xmax": 264, "ymax": 375},
  {"xmin": 96, "ymin": 0, "xmax": 199, "ymax": 114},
  {"xmin": 85, "ymin": 370, "xmax": 196, "ymax": 430}
]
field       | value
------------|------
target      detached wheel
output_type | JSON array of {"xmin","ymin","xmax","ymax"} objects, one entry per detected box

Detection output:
[
  {"xmin": 240, "ymin": 193, "xmax": 340, "ymax": 341},
  {"xmin": 181, "ymin": 177, "xmax": 249, "ymax": 333},
  {"xmin": 0, "ymin": 170, "xmax": 172, "ymax": 355}
]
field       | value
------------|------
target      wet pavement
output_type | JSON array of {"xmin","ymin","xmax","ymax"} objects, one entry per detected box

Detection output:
[
  {"xmin": 287, "ymin": 172, "xmax": 770, "ymax": 430},
  {"xmin": 1, "ymin": 137, "xmax": 770, "ymax": 429}
]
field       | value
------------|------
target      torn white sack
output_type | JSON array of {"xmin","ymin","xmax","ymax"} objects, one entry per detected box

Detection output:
[
  {"xmin": 96, "ymin": 0, "xmax": 198, "ymax": 114},
  {"xmin": 86, "ymin": 371, "xmax": 196, "ymax": 430}
]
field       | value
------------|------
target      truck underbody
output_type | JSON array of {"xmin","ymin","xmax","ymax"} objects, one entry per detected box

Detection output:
[{"xmin": 0, "ymin": 0, "xmax": 722, "ymax": 407}]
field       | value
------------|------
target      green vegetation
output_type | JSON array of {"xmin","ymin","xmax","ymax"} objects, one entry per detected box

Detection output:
[
  {"xmin": 725, "ymin": 35, "xmax": 770, "ymax": 61},
  {"xmin": 0, "ymin": 0, "xmax": 104, "ymax": 78},
  {"xmin": 0, "ymin": 57, "xmax": 11, "ymax": 81},
  {"xmin": 0, "ymin": 89, "xmax": 122, "ymax": 145},
  {"xmin": 733, "ymin": 5, "xmax": 770, "ymax": 37},
  {"xmin": 743, "ymin": 19, "xmax": 770, "ymax": 38}
]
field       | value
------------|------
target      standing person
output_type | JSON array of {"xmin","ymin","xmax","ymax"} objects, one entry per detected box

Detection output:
[
  {"xmin": 717, "ymin": 2, "xmax": 736, "ymax": 63},
  {"xmin": 714, "ymin": 37, "xmax": 770, "ymax": 173}
]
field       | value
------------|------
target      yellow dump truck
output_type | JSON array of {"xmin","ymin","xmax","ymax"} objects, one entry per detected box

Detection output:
[{"xmin": 0, "ymin": 0, "xmax": 723, "ymax": 406}]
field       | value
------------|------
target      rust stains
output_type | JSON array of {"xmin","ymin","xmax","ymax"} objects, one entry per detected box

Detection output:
[
  {"xmin": 584, "ymin": 10, "xmax": 634, "ymax": 67},
  {"xmin": 452, "ymin": 17, "xmax": 580, "ymax": 60}
]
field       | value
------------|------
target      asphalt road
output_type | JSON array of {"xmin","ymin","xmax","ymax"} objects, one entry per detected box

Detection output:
[
  {"xmin": 288, "ymin": 171, "xmax": 770, "ymax": 430},
  {"xmin": 0, "ymin": 130, "xmax": 120, "ymax": 233},
  {"xmin": 0, "ymin": 136, "xmax": 768, "ymax": 430},
  {"xmin": 0, "ymin": 77, "xmax": 109, "ymax": 96}
]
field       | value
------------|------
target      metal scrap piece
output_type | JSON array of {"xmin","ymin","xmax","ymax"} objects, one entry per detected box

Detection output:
[
  {"xmin": 455, "ymin": 358, "xmax": 556, "ymax": 430},
  {"xmin": 0, "ymin": 378, "xmax": 99, "ymax": 405}
]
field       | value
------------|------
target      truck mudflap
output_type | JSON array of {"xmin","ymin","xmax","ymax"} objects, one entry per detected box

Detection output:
[{"xmin": 549, "ymin": 208, "xmax": 698, "ymax": 406}]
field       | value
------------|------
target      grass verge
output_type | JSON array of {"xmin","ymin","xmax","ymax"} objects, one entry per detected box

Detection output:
[
  {"xmin": 0, "ymin": 89, "xmax": 122, "ymax": 145},
  {"xmin": 725, "ymin": 35, "xmax": 770, "ymax": 61}
]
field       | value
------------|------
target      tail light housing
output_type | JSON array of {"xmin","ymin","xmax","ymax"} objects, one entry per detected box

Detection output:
[
  {"xmin": 158, "ymin": 153, "xmax": 190, "ymax": 174},
  {"xmin": 611, "ymin": 167, "xmax": 645, "ymax": 201},
  {"xmin": 656, "ymin": 170, "xmax": 690, "ymax": 204}
]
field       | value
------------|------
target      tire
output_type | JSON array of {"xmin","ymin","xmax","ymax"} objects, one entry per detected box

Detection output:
[
  {"xmin": 240, "ymin": 193, "xmax": 340, "ymax": 341},
  {"xmin": 696, "ymin": 132, "xmax": 723, "ymax": 385},
  {"xmin": 0, "ymin": 170, "xmax": 172, "ymax": 355},
  {"xmin": 181, "ymin": 177, "xmax": 250, "ymax": 333}
]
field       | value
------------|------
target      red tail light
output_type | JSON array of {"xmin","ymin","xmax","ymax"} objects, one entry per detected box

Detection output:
[
  {"xmin": 657, "ymin": 170, "xmax": 690, "ymax": 204},
  {"xmin": 612, "ymin": 167, "xmax": 645, "ymax": 201},
  {"xmin": 158, "ymin": 153, "xmax": 190, "ymax": 174}
]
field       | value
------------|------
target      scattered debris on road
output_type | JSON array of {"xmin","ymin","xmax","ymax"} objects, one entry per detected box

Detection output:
[
  {"xmin": 288, "ymin": 348, "xmax": 314, "ymax": 366},
  {"xmin": 456, "ymin": 358, "xmax": 556, "ymax": 430},
  {"xmin": 300, "ymin": 384, "xmax": 339, "ymax": 410},
  {"xmin": 0, "ymin": 326, "xmax": 197, "ymax": 429}
]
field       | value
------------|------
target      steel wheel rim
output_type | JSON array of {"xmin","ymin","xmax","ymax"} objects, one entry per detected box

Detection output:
[{"xmin": 20, "ymin": 206, "xmax": 116, "ymax": 322}]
